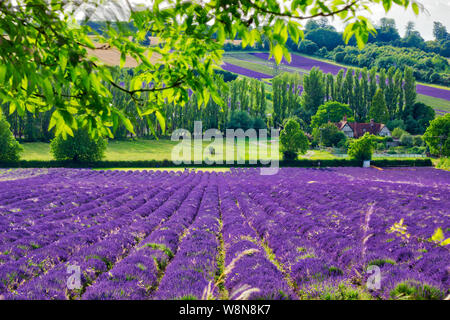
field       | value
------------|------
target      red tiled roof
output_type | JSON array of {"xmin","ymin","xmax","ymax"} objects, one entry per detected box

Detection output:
[{"xmin": 334, "ymin": 121, "xmax": 387, "ymax": 138}]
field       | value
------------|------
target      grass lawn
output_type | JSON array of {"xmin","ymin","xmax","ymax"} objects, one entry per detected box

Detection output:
[
  {"xmin": 222, "ymin": 56, "xmax": 276, "ymax": 76},
  {"xmin": 21, "ymin": 138, "xmax": 282, "ymax": 162},
  {"xmin": 300, "ymin": 150, "xmax": 339, "ymax": 160},
  {"xmin": 417, "ymin": 95, "xmax": 450, "ymax": 113},
  {"xmin": 20, "ymin": 139, "xmax": 428, "ymax": 163},
  {"xmin": 20, "ymin": 142, "xmax": 53, "ymax": 161}
]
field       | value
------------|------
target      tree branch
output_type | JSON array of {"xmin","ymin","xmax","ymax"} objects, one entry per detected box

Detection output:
[
  {"xmin": 108, "ymin": 76, "xmax": 186, "ymax": 101},
  {"xmin": 244, "ymin": 0, "xmax": 359, "ymax": 21}
]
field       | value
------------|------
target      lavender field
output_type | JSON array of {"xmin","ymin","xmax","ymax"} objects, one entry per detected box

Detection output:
[{"xmin": 0, "ymin": 168, "xmax": 448, "ymax": 300}]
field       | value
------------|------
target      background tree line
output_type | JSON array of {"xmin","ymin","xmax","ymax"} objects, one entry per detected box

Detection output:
[
  {"xmin": 1, "ymin": 67, "xmax": 269, "ymax": 141},
  {"xmin": 289, "ymin": 18, "xmax": 450, "ymax": 86},
  {"xmin": 271, "ymin": 66, "xmax": 435, "ymax": 135},
  {"xmin": 227, "ymin": 17, "xmax": 450, "ymax": 86}
]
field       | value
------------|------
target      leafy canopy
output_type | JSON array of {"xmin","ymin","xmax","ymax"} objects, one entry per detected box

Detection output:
[
  {"xmin": 0, "ymin": 0, "xmax": 421, "ymax": 137},
  {"xmin": 311, "ymin": 101, "xmax": 353, "ymax": 128},
  {"xmin": 423, "ymin": 114, "xmax": 449, "ymax": 157},
  {"xmin": 348, "ymin": 132, "xmax": 376, "ymax": 161},
  {"xmin": 368, "ymin": 89, "xmax": 389, "ymax": 124},
  {"xmin": 313, "ymin": 123, "xmax": 347, "ymax": 147},
  {"xmin": 280, "ymin": 118, "xmax": 309, "ymax": 160},
  {"xmin": 0, "ymin": 112, "xmax": 22, "ymax": 161}
]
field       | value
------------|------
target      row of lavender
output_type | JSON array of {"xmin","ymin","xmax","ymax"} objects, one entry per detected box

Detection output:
[{"xmin": 0, "ymin": 168, "xmax": 448, "ymax": 299}]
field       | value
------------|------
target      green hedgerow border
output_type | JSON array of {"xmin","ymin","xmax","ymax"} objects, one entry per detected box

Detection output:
[{"xmin": 0, "ymin": 159, "xmax": 433, "ymax": 168}]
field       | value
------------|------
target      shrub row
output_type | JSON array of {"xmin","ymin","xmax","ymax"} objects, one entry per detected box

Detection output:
[{"xmin": 0, "ymin": 158, "xmax": 433, "ymax": 169}]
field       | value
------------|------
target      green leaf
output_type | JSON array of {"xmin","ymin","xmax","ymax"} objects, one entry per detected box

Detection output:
[
  {"xmin": 42, "ymin": 79, "xmax": 54, "ymax": 101},
  {"xmin": 118, "ymin": 112, "xmax": 135, "ymax": 135},
  {"xmin": 155, "ymin": 110, "xmax": 166, "ymax": 134},
  {"xmin": 382, "ymin": 0, "xmax": 392, "ymax": 12},
  {"xmin": 120, "ymin": 51, "xmax": 126, "ymax": 69},
  {"xmin": 59, "ymin": 51, "xmax": 68, "ymax": 71},
  {"xmin": 288, "ymin": 22, "xmax": 300, "ymax": 44},
  {"xmin": 9, "ymin": 101, "xmax": 17, "ymax": 115},
  {"xmin": 217, "ymin": 24, "xmax": 225, "ymax": 43},
  {"xmin": 48, "ymin": 110, "xmax": 61, "ymax": 131},
  {"xmin": 0, "ymin": 64, "xmax": 6, "ymax": 83},
  {"xmin": 411, "ymin": 2, "xmax": 419, "ymax": 15},
  {"xmin": 273, "ymin": 44, "xmax": 283, "ymax": 65}
]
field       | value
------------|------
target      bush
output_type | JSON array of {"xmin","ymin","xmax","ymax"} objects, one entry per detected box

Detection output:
[
  {"xmin": 313, "ymin": 123, "xmax": 347, "ymax": 147},
  {"xmin": 413, "ymin": 135, "xmax": 423, "ymax": 147},
  {"xmin": 408, "ymin": 146, "xmax": 426, "ymax": 154},
  {"xmin": 400, "ymin": 133, "xmax": 414, "ymax": 147},
  {"xmin": 387, "ymin": 119, "xmax": 405, "ymax": 131},
  {"xmin": 348, "ymin": 133, "xmax": 376, "ymax": 161},
  {"xmin": 335, "ymin": 52, "xmax": 345, "ymax": 62},
  {"xmin": 227, "ymin": 111, "xmax": 254, "ymax": 131},
  {"xmin": 50, "ymin": 130, "xmax": 107, "ymax": 162},
  {"xmin": 253, "ymin": 117, "xmax": 267, "ymax": 131},
  {"xmin": 376, "ymin": 142, "xmax": 385, "ymax": 151},
  {"xmin": 392, "ymin": 127, "xmax": 408, "ymax": 139},
  {"xmin": 336, "ymin": 138, "xmax": 349, "ymax": 151},
  {"xmin": 423, "ymin": 114, "xmax": 450, "ymax": 157},
  {"xmin": 280, "ymin": 119, "xmax": 309, "ymax": 160},
  {"xmin": 214, "ymin": 69, "xmax": 238, "ymax": 82},
  {"xmin": 298, "ymin": 39, "xmax": 319, "ymax": 54},
  {"xmin": 390, "ymin": 280, "xmax": 444, "ymax": 300},
  {"xmin": 0, "ymin": 113, "xmax": 22, "ymax": 161},
  {"xmin": 436, "ymin": 157, "xmax": 450, "ymax": 171},
  {"xmin": 410, "ymin": 102, "xmax": 436, "ymax": 134}
]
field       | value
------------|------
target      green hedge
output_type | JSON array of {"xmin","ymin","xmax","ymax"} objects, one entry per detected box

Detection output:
[{"xmin": 0, "ymin": 158, "xmax": 433, "ymax": 168}]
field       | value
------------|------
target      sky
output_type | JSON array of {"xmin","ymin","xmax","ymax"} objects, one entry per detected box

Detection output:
[
  {"xmin": 75, "ymin": 0, "xmax": 450, "ymax": 41},
  {"xmin": 338, "ymin": 0, "xmax": 450, "ymax": 40}
]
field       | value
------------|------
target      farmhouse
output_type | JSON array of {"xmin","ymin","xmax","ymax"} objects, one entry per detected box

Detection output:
[{"xmin": 334, "ymin": 116, "xmax": 391, "ymax": 139}]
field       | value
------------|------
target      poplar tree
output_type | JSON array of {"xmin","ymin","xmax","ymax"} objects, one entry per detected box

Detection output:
[
  {"xmin": 404, "ymin": 66, "xmax": 417, "ymax": 119},
  {"xmin": 342, "ymin": 69, "xmax": 354, "ymax": 112},
  {"xmin": 394, "ymin": 70, "xmax": 404, "ymax": 119},
  {"xmin": 327, "ymin": 74, "xmax": 335, "ymax": 101},
  {"xmin": 369, "ymin": 89, "xmax": 390, "ymax": 123},
  {"xmin": 334, "ymin": 70, "xmax": 344, "ymax": 103},
  {"xmin": 379, "ymin": 68, "xmax": 387, "ymax": 93},
  {"xmin": 360, "ymin": 68, "xmax": 369, "ymax": 120},
  {"xmin": 353, "ymin": 70, "xmax": 364, "ymax": 121},
  {"xmin": 369, "ymin": 67, "xmax": 378, "ymax": 106},
  {"xmin": 302, "ymin": 68, "xmax": 325, "ymax": 122},
  {"xmin": 385, "ymin": 67, "xmax": 397, "ymax": 119}
]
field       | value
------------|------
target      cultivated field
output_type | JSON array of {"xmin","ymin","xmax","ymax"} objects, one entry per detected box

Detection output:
[
  {"xmin": 0, "ymin": 167, "xmax": 448, "ymax": 300},
  {"xmin": 222, "ymin": 52, "xmax": 450, "ymax": 114}
]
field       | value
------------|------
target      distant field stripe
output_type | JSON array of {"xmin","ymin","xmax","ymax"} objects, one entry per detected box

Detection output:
[
  {"xmin": 225, "ymin": 53, "xmax": 310, "ymax": 75},
  {"xmin": 417, "ymin": 94, "xmax": 450, "ymax": 113},
  {"xmin": 416, "ymin": 84, "xmax": 450, "ymax": 101},
  {"xmin": 221, "ymin": 62, "xmax": 272, "ymax": 79},
  {"xmin": 250, "ymin": 52, "xmax": 345, "ymax": 75}
]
